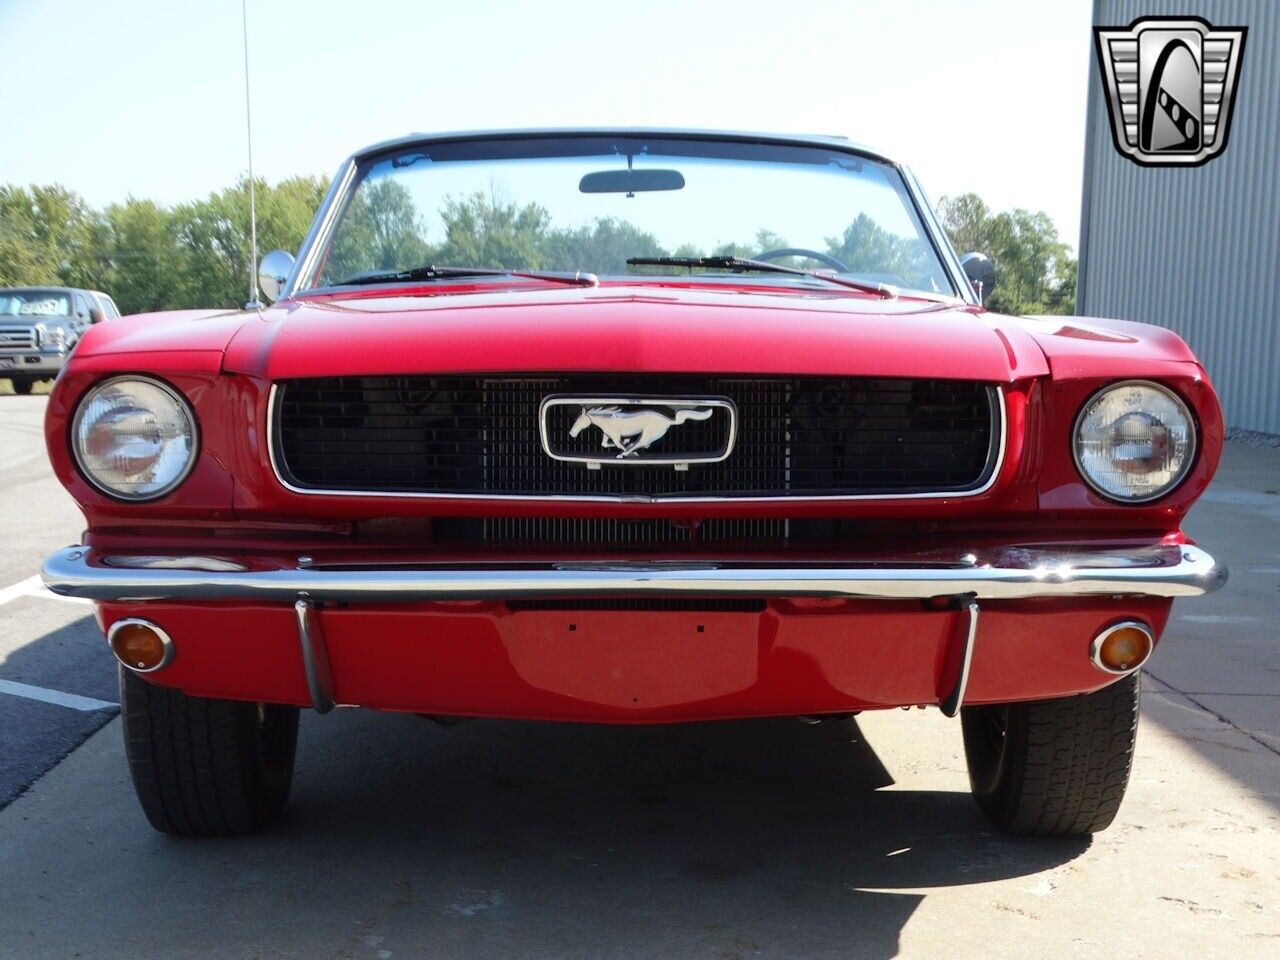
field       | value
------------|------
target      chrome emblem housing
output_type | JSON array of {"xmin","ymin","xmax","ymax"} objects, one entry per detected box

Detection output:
[
  {"xmin": 1094, "ymin": 16, "xmax": 1247, "ymax": 167},
  {"xmin": 539, "ymin": 396, "xmax": 737, "ymax": 467}
]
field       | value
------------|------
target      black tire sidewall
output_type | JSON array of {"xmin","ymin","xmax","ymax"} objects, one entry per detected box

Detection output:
[
  {"xmin": 235, "ymin": 701, "xmax": 300, "ymax": 814},
  {"xmin": 119, "ymin": 668, "xmax": 300, "ymax": 835},
  {"xmin": 961, "ymin": 674, "xmax": 1141, "ymax": 836}
]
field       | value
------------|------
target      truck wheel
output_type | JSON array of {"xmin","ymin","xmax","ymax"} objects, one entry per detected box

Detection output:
[
  {"xmin": 9, "ymin": 378, "xmax": 33, "ymax": 395},
  {"xmin": 119, "ymin": 667, "xmax": 300, "ymax": 836},
  {"xmin": 960, "ymin": 673, "xmax": 1139, "ymax": 837}
]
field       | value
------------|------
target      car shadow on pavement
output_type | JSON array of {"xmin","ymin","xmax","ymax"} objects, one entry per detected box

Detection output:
[{"xmin": 180, "ymin": 711, "xmax": 1088, "ymax": 958}]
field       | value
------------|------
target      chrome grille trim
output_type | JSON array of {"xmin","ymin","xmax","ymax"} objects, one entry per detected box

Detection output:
[
  {"xmin": 265, "ymin": 381, "xmax": 1007, "ymax": 503},
  {"xmin": 0, "ymin": 326, "xmax": 38, "ymax": 352}
]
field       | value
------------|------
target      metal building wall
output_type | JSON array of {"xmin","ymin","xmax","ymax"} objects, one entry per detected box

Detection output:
[{"xmin": 1078, "ymin": 0, "xmax": 1279, "ymax": 433}]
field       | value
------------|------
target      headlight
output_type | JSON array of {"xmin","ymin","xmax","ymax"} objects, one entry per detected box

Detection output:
[
  {"xmin": 1073, "ymin": 380, "xmax": 1195, "ymax": 503},
  {"xmin": 36, "ymin": 324, "xmax": 66, "ymax": 349},
  {"xmin": 72, "ymin": 377, "xmax": 198, "ymax": 500}
]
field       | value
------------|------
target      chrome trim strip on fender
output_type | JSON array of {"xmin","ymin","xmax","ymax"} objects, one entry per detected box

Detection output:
[
  {"xmin": 265, "ymin": 384, "xmax": 1007, "ymax": 503},
  {"xmin": 43, "ymin": 543, "xmax": 1226, "ymax": 604}
]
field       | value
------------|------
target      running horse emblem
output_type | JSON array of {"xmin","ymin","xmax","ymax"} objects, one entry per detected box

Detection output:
[{"xmin": 569, "ymin": 405, "xmax": 714, "ymax": 458}]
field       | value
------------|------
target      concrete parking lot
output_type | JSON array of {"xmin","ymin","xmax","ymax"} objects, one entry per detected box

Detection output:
[{"xmin": 1, "ymin": 391, "xmax": 1277, "ymax": 959}]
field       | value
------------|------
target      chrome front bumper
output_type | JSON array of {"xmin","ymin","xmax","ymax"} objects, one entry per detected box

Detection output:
[
  {"xmin": 42, "ymin": 543, "xmax": 1226, "ymax": 604},
  {"xmin": 0, "ymin": 352, "xmax": 65, "ymax": 375}
]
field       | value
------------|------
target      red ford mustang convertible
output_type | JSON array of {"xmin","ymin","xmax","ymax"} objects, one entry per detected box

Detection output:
[{"xmin": 42, "ymin": 129, "xmax": 1225, "ymax": 837}]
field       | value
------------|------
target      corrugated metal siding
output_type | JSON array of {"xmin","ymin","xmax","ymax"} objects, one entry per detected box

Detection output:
[{"xmin": 1079, "ymin": 0, "xmax": 1280, "ymax": 433}]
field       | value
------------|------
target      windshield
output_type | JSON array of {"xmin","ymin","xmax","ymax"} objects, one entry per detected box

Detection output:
[
  {"xmin": 304, "ymin": 137, "xmax": 956, "ymax": 297},
  {"xmin": 0, "ymin": 290, "xmax": 71, "ymax": 317}
]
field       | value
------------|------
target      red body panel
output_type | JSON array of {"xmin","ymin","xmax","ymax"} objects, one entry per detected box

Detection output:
[
  {"xmin": 96, "ymin": 597, "xmax": 1172, "ymax": 721},
  {"xmin": 218, "ymin": 285, "xmax": 1049, "ymax": 382},
  {"xmin": 48, "ymin": 282, "xmax": 1223, "ymax": 720}
]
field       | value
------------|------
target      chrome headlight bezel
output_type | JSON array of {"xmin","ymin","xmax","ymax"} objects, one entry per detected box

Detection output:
[
  {"xmin": 1072, "ymin": 379, "xmax": 1197, "ymax": 505},
  {"xmin": 35, "ymin": 323, "xmax": 68, "ymax": 351},
  {"xmin": 71, "ymin": 375, "xmax": 199, "ymax": 502}
]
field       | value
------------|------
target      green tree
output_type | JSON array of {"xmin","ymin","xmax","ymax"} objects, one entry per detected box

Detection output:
[
  {"xmin": 0, "ymin": 187, "xmax": 59, "ymax": 287},
  {"xmin": 541, "ymin": 217, "xmax": 666, "ymax": 274},
  {"xmin": 0, "ymin": 185, "xmax": 109, "ymax": 289},
  {"xmin": 103, "ymin": 198, "xmax": 187, "ymax": 313},
  {"xmin": 323, "ymin": 178, "xmax": 432, "ymax": 283},
  {"xmin": 825, "ymin": 214, "xmax": 933, "ymax": 287},
  {"xmin": 938, "ymin": 192, "xmax": 1077, "ymax": 315},
  {"xmin": 434, "ymin": 191, "xmax": 551, "ymax": 269},
  {"xmin": 174, "ymin": 175, "xmax": 329, "ymax": 309}
]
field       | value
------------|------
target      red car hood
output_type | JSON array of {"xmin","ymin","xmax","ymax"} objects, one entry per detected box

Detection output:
[{"xmin": 221, "ymin": 284, "xmax": 1049, "ymax": 382}]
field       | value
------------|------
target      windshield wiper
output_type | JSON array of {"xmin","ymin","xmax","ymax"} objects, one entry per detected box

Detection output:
[
  {"xmin": 331, "ymin": 265, "xmax": 599, "ymax": 288},
  {"xmin": 625, "ymin": 256, "xmax": 897, "ymax": 298}
]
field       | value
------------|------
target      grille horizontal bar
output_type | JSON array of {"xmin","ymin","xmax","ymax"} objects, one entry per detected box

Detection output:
[
  {"xmin": 272, "ymin": 375, "xmax": 1000, "ymax": 500},
  {"xmin": 0, "ymin": 327, "xmax": 38, "ymax": 351}
]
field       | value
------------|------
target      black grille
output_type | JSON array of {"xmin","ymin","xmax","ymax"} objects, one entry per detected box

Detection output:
[
  {"xmin": 273, "ymin": 375, "xmax": 998, "ymax": 499},
  {"xmin": 431, "ymin": 516, "xmax": 790, "ymax": 547}
]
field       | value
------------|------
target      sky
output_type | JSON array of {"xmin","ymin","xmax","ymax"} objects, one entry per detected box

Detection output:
[{"xmin": 0, "ymin": 0, "xmax": 1092, "ymax": 249}]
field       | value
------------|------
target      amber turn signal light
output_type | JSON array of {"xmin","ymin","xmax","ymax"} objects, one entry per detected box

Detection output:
[
  {"xmin": 1090, "ymin": 621, "xmax": 1154, "ymax": 675},
  {"xmin": 107, "ymin": 619, "xmax": 174, "ymax": 673}
]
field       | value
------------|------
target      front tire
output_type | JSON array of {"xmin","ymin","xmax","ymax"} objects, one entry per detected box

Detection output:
[
  {"xmin": 119, "ymin": 668, "xmax": 300, "ymax": 836},
  {"xmin": 9, "ymin": 378, "xmax": 34, "ymax": 395},
  {"xmin": 961, "ymin": 674, "xmax": 1139, "ymax": 837}
]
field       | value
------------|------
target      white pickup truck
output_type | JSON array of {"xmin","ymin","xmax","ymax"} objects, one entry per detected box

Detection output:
[{"xmin": 0, "ymin": 287, "xmax": 119, "ymax": 393}]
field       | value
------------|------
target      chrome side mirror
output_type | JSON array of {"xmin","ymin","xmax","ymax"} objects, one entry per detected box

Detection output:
[
  {"xmin": 960, "ymin": 252, "xmax": 997, "ymax": 304},
  {"xmin": 257, "ymin": 250, "xmax": 296, "ymax": 304}
]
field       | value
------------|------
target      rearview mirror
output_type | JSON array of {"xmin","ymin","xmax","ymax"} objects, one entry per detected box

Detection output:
[
  {"xmin": 579, "ymin": 168, "xmax": 686, "ymax": 195},
  {"xmin": 960, "ymin": 252, "xmax": 997, "ymax": 303},
  {"xmin": 88, "ymin": 306, "xmax": 105, "ymax": 325},
  {"xmin": 258, "ymin": 249, "xmax": 296, "ymax": 304}
]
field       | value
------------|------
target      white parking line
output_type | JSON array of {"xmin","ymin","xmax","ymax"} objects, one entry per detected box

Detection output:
[
  {"xmin": 0, "ymin": 576, "xmax": 42, "ymax": 607},
  {"xmin": 0, "ymin": 679, "xmax": 117, "ymax": 712},
  {"xmin": 0, "ymin": 575, "xmax": 91, "ymax": 608},
  {"xmin": 1176, "ymin": 614, "xmax": 1260, "ymax": 624}
]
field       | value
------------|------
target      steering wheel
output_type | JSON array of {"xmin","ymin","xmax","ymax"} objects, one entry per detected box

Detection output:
[{"xmin": 754, "ymin": 247, "xmax": 850, "ymax": 272}]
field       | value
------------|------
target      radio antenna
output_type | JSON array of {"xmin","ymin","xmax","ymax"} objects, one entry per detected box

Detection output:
[{"xmin": 241, "ymin": 0, "xmax": 260, "ymax": 309}]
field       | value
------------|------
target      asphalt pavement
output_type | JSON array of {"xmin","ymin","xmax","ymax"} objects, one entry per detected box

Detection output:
[{"xmin": 0, "ymin": 390, "xmax": 1277, "ymax": 959}]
